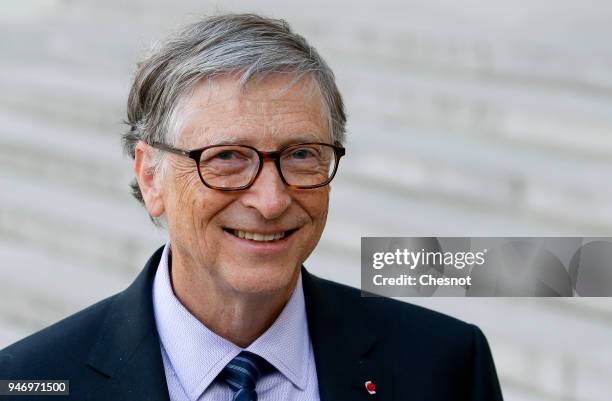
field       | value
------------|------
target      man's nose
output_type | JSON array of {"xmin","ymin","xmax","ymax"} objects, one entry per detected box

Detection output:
[{"xmin": 240, "ymin": 161, "xmax": 291, "ymax": 219}]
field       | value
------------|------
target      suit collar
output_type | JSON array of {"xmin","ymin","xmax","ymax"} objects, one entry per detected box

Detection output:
[
  {"xmin": 302, "ymin": 268, "xmax": 393, "ymax": 401},
  {"xmin": 86, "ymin": 246, "xmax": 170, "ymax": 401}
]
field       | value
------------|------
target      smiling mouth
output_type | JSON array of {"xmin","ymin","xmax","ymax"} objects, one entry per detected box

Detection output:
[{"xmin": 224, "ymin": 228, "xmax": 298, "ymax": 242}]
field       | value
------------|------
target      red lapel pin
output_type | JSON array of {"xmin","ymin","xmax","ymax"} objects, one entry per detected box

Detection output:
[{"xmin": 364, "ymin": 380, "xmax": 376, "ymax": 395}]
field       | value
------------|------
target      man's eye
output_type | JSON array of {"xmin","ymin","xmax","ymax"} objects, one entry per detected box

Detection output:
[
  {"xmin": 216, "ymin": 151, "xmax": 236, "ymax": 160},
  {"xmin": 290, "ymin": 148, "xmax": 316, "ymax": 159}
]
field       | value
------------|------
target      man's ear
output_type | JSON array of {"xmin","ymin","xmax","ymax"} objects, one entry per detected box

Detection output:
[{"xmin": 134, "ymin": 141, "xmax": 165, "ymax": 217}]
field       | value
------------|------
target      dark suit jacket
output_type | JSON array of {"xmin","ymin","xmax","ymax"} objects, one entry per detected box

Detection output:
[{"xmin": 0, "ymin": 246, "xmax": 503, "ymax": 400}]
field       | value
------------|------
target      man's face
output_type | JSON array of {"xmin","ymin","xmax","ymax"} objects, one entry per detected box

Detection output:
[{"xmin": 157, "ymin": 74, "xmax": 331, "ymax": 296}]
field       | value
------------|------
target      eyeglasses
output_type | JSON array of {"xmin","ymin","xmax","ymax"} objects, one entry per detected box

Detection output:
[{"xmin": 149, "ymin": 141, "xmax": 346, "ymax": 191}]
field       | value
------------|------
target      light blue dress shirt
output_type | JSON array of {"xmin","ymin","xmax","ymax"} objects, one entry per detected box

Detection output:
[{"xmin": 152, "ymin": 244, "xmax": 321, "ymax": 401}]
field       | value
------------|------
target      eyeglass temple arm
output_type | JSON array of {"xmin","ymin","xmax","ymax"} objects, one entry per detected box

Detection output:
[{"xmin": 149, "ymin": 142, "xmax": 190, "ymax": 156}]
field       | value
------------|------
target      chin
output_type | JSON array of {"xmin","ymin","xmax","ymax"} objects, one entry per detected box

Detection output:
[{"xmin": 222, "ymin": 261, "xmax": 300, "ymax": 295}]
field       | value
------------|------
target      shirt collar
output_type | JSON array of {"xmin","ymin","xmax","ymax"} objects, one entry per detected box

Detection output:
[{"xmin": 152, "ymin": 243, "xmax": 310, "ymax": 400}]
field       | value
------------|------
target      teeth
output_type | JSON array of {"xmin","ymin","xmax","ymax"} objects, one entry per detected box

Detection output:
[{"xmin": 233, "ymin": 230, "xmax": 286, "ymax": 242}]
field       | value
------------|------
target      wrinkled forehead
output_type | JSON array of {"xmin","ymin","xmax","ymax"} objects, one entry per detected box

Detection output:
[{"xmin": 173, "ymin": 73, "xmax": 331, "ymax": 148}]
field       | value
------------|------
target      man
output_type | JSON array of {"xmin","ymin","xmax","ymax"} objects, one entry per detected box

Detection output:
[{"xmin": 0, "ymin": 14, "xmax": 503, "ymax": 401}]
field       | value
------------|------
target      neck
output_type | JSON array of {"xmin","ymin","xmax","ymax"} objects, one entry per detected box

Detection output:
[{"xmin": 169, "ymin": 251, "xmax": 298, "ymax": 348}]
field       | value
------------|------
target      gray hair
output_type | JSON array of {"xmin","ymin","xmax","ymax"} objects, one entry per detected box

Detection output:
[{"xmin": 122, "ymin": 13, "xmax": 346, "ymax": 218}]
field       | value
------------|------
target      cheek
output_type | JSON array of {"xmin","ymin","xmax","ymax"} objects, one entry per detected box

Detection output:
[
  {"xmin": 294, "ymin": 190, "xmax": 329, "ymax": 260},
  {"xmin": 162, "ymin": 167, "xmax": 209, "ymax": 240},
  {"xmin": 172, "ymin": 176, "xmax": 237, "ymax": 243},
  {"xmin": 299, "ymin": 188, "xmax": 330, "ymax": 227},
  {"xmin": 169, "ymin": 173, "xmax": 201, "ymax": 218}
]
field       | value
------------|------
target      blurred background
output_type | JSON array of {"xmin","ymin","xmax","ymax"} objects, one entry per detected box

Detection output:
[{"xmin": 1, "ymin": 1, "xmax": 612, "ymax": 400}]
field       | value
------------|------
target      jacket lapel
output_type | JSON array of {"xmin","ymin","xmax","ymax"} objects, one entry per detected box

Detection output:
[
  {"xmin": 85, "ymin": 246, "xmax": 170, "ymax": 401},
  {"xmin": 302, "ymin": 268, "xmax": 395, "ymax": 401}
]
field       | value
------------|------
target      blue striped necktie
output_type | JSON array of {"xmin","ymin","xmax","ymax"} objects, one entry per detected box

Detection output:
[{"xmin": 221, "ymin": 351, "xmax": 273, "ymax": 401}]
